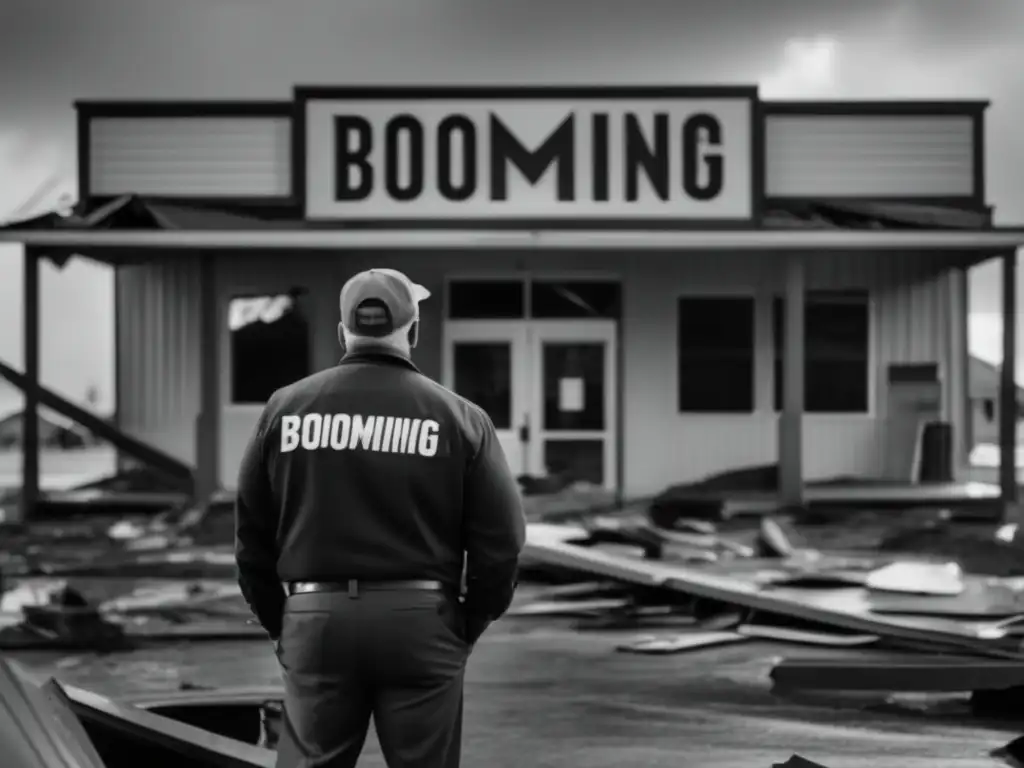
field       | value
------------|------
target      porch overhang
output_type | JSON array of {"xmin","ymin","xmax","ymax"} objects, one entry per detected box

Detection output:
[{"xmin": 2, "ymin": 228, "xmax": 1024, "ymax": 251}]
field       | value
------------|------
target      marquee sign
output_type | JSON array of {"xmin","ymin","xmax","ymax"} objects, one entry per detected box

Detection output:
[{"xmin": 301, "ymin": 88, "xmax": 754, "ymax": 222}]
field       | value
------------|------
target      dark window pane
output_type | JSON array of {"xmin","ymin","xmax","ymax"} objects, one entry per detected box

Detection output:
[
  {"xmin": 678, "ymin": 297, "xmax": 755, "ymax": 412},
  {"xmin": 679, "ymin": 358, "xmax": 755, "ymax": 412},
  {"xmin": 679, "ymin": 297, "xmax": 755, "ymax": 350},
  {"xmin": 452, "ymin": 343, "xmax": 512, "ymax": 428},
  {"xmin": 229, "ymin": 291, "xmax": 311, "ymax": 404},
  {"xmin": 541, "ymin": 342, "xmax": 605, "ymax": 430},
  {"xmin": 543, "ymin": 439, "xmax": 604, "ymax": 485},
  {"xmin": 773, "ymin": 291, "xmax": 869, "ymax": 413},
  {"xmin": 531, "ymin": 281, "xmax": 621, "ymax": 319},
  {"xmin": 448, "ymin": 281, "xmax": 525, "ymax": 319}
]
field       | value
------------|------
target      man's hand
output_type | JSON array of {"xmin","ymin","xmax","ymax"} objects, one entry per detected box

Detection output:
[{"xmin": 464, "ymin": 614, "xmax": 490, "ymax": 646}]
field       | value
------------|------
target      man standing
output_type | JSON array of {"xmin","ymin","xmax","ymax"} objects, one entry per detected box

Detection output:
[{"xmin": 235, "ymin": 268, "xmax": 526, "ymax": 768}]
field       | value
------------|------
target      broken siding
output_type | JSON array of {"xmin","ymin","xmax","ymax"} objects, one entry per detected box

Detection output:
[
  {"xmin": 88, "ymin": 117, "xmax": 291, "ymax": 197},
  {"xmin": 764, "ymin": 115, "xmax": 975, "ymax": 198},
  {"xmin": 117, "ymin": 258, "xmax": 201, "ymax": 465}
]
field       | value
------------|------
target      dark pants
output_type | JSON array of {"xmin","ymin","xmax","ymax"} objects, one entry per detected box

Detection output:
[{"xmin": 274, "ymin": 588, "xmax": 470, "ymax": 768}]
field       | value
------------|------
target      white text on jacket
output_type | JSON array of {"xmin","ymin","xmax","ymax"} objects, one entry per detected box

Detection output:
[{"xmin": 279, "ymin": 414, "xmax": 440, "ymax": 457}]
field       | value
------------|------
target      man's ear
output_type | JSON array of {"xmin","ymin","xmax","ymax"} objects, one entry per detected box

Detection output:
[
  {"xmin": 337, "ymin": 322, "xmax": 346, "ymax": 350},
  {"xmin": 408, "ymin": 320, "xmax": 419, "ymax": 349}
]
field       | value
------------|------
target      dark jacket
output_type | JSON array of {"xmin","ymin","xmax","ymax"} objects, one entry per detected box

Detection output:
[{"xmin": 234, "ymin": 347, "xmax": 527, "ymax": 642}]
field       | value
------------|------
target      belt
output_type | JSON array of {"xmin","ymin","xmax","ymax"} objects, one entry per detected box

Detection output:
[{"xmin": 286, "ymin": 579, "xmax": 444, "ymax": 598}]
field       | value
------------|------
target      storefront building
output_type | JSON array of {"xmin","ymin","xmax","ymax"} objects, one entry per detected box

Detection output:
[{"xmin": 5, "ymin": 85, "xmax": 1024, "ymax": 521}]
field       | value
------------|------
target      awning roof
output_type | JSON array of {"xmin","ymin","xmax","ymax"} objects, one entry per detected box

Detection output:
[
  {"xmin": 1, "ymin": 194, "xmax": 1021, "ymax": 253},
  {"xmin": 0, "ymin": 194, "xmax": 996, "ymax": 231}
]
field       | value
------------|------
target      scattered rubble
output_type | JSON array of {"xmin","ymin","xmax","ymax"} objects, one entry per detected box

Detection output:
[
  {"xmin": 0, "ymin": 577, "xmax": 250, "ymax": 651},
  {"xmin": 4, "ymin": 471, "xmax": 1024, "ymax": 762}
]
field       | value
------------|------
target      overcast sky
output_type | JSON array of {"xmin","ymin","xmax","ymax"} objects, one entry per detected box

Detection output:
[{"xmin": 0, "ymin": 0, "xmax": 1023, "ymax": 409}]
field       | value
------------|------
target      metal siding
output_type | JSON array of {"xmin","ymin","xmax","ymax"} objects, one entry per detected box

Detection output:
[
  {"xmin": 89, "ymin": 117, "xmax": 291, "ymax": 197},
  {"xmin": 765, "ymin": 115, "xmax": 974, "ymax": 197},
  {"xmin": 116, "ymin": 258, "xmax": 201, "ymax": 464},
  {"xmin": 621, "ymin": 251, "xmax": 955, "ymax": 494},
  {"xmin": 198, "ymin": 250, "xmax": 957, "ymax": 497}
]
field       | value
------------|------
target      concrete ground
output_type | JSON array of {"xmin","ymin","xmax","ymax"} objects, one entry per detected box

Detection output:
[
  {"xmin": 0, "ymin": 445, "xmax": 1021, "ymax": 765},
  {"xmin": 10, "ymin": 617, "xmax": 1018, "ymax": 768}
]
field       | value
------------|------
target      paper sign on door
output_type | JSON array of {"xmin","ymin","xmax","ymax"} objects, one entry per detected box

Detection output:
[{"xmin": 558, "ymin": 377, "xmax": 585, "ymax": 412}]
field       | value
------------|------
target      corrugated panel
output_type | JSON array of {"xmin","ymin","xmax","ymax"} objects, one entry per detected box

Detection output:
[
  {"xmin": 116, "ymin": 258, "xmax": 201, "ymax": 464},
  {"xmin": 765, "ymin": 115, "xmax": 975, "ymax": 198},
  {"xmin": 89, "ymin": 117, "xmax": 291, "ymax": 197}
]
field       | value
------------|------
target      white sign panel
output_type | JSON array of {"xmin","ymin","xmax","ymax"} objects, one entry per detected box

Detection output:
[
  {"xmin": 303, "ymin": 95, "xmax": 753, "ymax": 221},
  {"xmin": 558, "ymin": 378, "xmax": 585, "ymax": 412}
]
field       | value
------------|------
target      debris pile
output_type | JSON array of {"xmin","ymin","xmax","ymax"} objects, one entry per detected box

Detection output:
[
  {"xmin": 514, "ymin": 510, "xmax": 1024, "ymax": 706},
  {"xmin": 0, "ymin": 577, "xmax": 256, "ymax": 650},
  {"xmin": 0, "ymin": 581, "xmax": 127, "ymax": 651}
]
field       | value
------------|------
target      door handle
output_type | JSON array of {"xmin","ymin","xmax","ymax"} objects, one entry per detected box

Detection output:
[{"xmin": 518, "ymin": 417, "xmax": 530, "ymax": 443}]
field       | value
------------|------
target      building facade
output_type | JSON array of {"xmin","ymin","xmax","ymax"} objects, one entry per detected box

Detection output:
[{"xmin": 6, "ymin": 84, "xmax": 1024, "ymax": 519}]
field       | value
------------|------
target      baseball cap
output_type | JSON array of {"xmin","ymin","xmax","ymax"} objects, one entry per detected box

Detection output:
[{"xmin": 339, "ymin": 268, "xmax": 431, "ymax": 338}]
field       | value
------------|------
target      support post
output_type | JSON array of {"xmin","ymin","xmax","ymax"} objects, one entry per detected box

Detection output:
[
  {"xmin": 194, "ymin": 254, "xmax": 221, "ymax": 504},
  {"xmin": 779, "ymin": 254, "xmax": 806, "ymax": 508},
  {"xmin": 17, "ymin": 247, "xmax": 41, "ymax": 524},
  {"xmin": 999, "ymin": 249, "xmax": 1018, "ymax": 513}
]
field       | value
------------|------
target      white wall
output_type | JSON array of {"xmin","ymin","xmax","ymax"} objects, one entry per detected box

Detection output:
[{"xmin": 116, "ymin": 248, "xmax": 963, "ymax": 496}]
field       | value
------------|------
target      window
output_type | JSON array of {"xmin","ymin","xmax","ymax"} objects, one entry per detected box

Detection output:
[
  {"xmin": 773, "ymin": 290, "xmax": 870, "ymax": 413},
  {"xmin": 229, "ymin": 290, "xmax": 311, "ymax": 404},
  {"xmin": 677, "ymin": 297, "xmax": 755, "ymax": 412},
  {"xmin": 530, "ymin": 281, "xmax": 621, "ymax": 319},
  {"xmin": 448, "ymin": 280, "xmax": 524, "ymax": 318}
]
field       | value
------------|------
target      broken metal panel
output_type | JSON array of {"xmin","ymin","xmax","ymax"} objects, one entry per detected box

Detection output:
[
  {"xmin": 57, "ymin": 678, "xmax": 275, "ymax": 768},
  {"xmin": 522, "ymin": 528, "xmax": 1024, "ymax": 658},
  {"xmin": 117, "ymin": 257, "xmax": 203, "ymax": 467},
  {"xmin": 0, "ymin": 659, "xmax": 103, "ymax": 768}
]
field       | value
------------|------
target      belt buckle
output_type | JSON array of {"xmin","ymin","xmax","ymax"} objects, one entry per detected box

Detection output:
[{"xmin": 347, "ymin": 579, "xmax": 358, "ymax": 598}]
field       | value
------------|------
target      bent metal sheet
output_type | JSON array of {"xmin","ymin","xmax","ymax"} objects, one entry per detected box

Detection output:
[{"xmin": 303, "ymin": 94, "xmax": 753, "ymax": 221}]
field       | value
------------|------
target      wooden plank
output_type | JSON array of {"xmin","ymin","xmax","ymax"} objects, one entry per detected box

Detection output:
[
  {"xmin": 0, "ymin": 356, "xmax": 193, "ymax": 485},
  {"xmin": 36, "ymin": 680, "xmax": 106, "ymax": 768}
]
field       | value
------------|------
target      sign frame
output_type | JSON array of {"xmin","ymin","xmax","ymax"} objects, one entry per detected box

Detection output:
[{"xmin": 293, "ymin": 85, "xmax": 762, "ymax": 229}]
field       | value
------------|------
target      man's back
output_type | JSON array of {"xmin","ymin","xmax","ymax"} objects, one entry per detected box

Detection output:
[{"xmin": 261, "ymin": 348, "xmax": 516, "ymax": 589}]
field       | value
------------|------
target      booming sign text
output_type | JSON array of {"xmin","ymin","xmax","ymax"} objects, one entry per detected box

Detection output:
[{"xmin": 304, "ymin": 97, "xmax": 752, "ymax": 220}]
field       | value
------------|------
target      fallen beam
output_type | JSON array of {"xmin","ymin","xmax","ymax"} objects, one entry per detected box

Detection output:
[
  {"xmin": 770, "ymin": 653, "xmax": 1024, "ymax": 692},
  {"xmin": 522, "ymin": 526, "xmax": 1024, "ymax": 659},
  {"xmin": 0, "ymin": 356, "xmax": 193, "ymax": 486},
  {"xmin": 35, "ymin": 678, "xmax": 108, "ymax": 767}
]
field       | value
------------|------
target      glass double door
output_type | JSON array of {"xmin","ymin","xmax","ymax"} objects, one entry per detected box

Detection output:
[{"xmin": 443, "ymin": 320, "xmax": 616, "ymax": 489}]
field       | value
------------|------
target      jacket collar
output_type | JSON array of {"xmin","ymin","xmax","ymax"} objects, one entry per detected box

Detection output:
[{"xmin": 339, "ymin": 346, "xmax": 420, "ymax": 372}]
